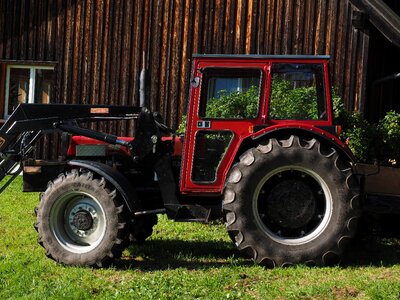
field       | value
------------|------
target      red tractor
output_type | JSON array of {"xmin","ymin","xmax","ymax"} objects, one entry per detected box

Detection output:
[{"xmin": 0, "ymin": 55, "xmax": 396, "ymax": 267}]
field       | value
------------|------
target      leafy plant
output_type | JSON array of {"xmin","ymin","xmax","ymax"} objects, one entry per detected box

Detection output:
[
  {"xmin": 334, "ymin": 96, "xmax": 400, "ymax": 165},
  {"xmin": 342, "ymin": 112, "xmax": 378, "ymax": 163},
  {"xmin": 205, "ymin": 85, "xmax": 259, "ymax": 119},
  {"xmin": 176, "ymin": 115, "xmax": 187, "ymax": 136},
  {"xmin": 269, "ymin": 77, "xmax": 318, "ymax": 120},
  {"xmin": 332, "ymin": 91, "xmax": 382, "ymax": 164},
  {"xmin": 332, "ymin": 91, "xmax": 352, "ymax": 128},
  {"xmin": 177, "ymin": 86, "xmax": 259, "ymax": 134},
  {"xmin": 377, "ymin": 111, "xmax": 400, "ymax": 165}
]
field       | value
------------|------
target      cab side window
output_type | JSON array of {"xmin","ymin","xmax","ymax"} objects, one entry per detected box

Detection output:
[
  {"xmin": 200, "ymin": 68, "xmax": 262, "ymax": 119},
  {"xmin": 269, "ymin": 63, "xmax": 327, "ymax": 120}
]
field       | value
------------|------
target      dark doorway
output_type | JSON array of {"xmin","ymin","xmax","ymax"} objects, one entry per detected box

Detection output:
[{"xmin": 365, "ymin": 0, "xmax": 400, "ymax": 122}]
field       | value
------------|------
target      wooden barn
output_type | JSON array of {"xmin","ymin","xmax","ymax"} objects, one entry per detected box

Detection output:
[{"xmin": 0, "ymin": 0, "xmax": 399, "ymax": 158}]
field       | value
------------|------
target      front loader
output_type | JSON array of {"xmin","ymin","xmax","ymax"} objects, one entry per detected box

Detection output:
[{"xmin": 1, "ymin": 55, "xmax": 400, "ymax": 267}]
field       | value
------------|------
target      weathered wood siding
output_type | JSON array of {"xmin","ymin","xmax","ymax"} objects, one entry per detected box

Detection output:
[{"xmin": 0, "ymin": 1, "xmax": 369, "ymax": 135}]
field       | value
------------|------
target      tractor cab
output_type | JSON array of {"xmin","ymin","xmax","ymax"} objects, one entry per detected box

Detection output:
[{"xmin": 181, "ymin": 55, "xmax": 339, "ymax": 195}]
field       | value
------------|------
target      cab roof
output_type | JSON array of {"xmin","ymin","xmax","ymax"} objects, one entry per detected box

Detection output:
[{"xmin": 192, "ymin": 54, "xmax": 330, "ymax": 60}]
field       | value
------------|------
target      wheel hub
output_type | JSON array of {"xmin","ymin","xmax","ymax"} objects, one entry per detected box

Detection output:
[
  {"xmin": 67, "ymin": 203, "xmax": 99, "ymax": 237},
  {"xmin": 72, "ymin": 210, "xmax": 94, "ymax": 231},
  {"xmin": 265, "ymin": 179, "xmax": 317, "ymax": 229}
]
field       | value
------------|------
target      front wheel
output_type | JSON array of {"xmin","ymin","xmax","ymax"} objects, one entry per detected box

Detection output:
[
  {"xmin": 36, "ymin": 170, "xmax": 129, "ymax": 267},
  {"xmin": 223, "ymin": 136, "xmax": 360, "ymax": 267}
]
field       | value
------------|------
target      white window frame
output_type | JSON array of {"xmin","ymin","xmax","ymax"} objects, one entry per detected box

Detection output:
[{"xmin": 4, "ymin": 65, "xmax": 55, "ymax": 118}]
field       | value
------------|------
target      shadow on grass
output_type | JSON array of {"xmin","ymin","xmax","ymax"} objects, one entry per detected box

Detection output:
[
  {"xmin": 341, "ymin": 216, "xmax": 400, "ymax": 267},
  {"xmin": 114, "ymin": 239, "xmax": 254, "ymax": 271},
  {"xmin": 112, "ymin": 214, "xmax": 400, "ymax": 271},
  {"xmin": 114, "ymin": 235, "xmax": 400, "ymax": 271},
  {"xmin": 341, "ymin": 235, "xmax": 400, "ymax": 267}
]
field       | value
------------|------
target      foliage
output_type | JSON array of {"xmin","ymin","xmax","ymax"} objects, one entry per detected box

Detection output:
[
  {"xmin": 176, "ymin": 115, "xmax": 187, "ymax": 136},
  {"xmin": 205, "ymin": 85, "xmax": 259, "ymax": 119},
  {"xmin": 269, "ymin": 76, "xmax": 318, "ymax": 120},
  {"xmin": 332, "ymin": 91, "xmax": 352, "ymax": 128},
  {"xmin": 177, "ymin": 85, "xmax": 259, "ymax": 134},
  {"xmin": 332, "ymin": 93, "xmax": 375, "ymax": 162},
  {"xmin": 377, "ymin": 111, "xmax": 400, "ymax": 165},
  {"xmin": 334, "ymin": 93, "xmax": 400, "ymax": 165},
  {"xmin": 343, "ymin": 112, "xmax": 379, "ymax": 163}
]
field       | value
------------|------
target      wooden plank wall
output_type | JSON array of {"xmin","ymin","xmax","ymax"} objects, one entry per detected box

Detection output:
[{"xmin": 0, "ymin": 0, "xmax": 368, "ymax": 158}]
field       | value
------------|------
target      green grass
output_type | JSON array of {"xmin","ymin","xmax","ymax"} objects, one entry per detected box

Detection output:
[{"xmin": 1, "ymin": 177, "xmax": 400, "ymax": 299}]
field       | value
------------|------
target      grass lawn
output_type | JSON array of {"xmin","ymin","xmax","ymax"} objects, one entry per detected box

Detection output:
[{"xmin": 1, "ymin": 177, "xmax": 400, "ymax": 299}]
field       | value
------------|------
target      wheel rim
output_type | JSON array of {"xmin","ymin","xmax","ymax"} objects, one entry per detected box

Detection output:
[
  {"xmin": 253, "ymin": 166, "xmax": 333, "ymax": 245},
  {"xmin": 50, "ymin": 191, "xmax": 106, "ymax": 253}
]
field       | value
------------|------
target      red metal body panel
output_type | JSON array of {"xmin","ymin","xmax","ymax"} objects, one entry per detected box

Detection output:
[
  {"xmin": 180, "ymin": 56, "xmax": 338, "ymax": 195},
  {"xmin": 68, "ymin": 136, "xmax": 183, "ymax": 157},
  {"xmin": 67, "ymin": 136, "xmax": 133, "ymax": 156}
]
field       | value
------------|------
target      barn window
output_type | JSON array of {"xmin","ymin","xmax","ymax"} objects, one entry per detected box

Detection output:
[{"xmin": 3, "ymin": 65, "xmax": 55, "ymax": 118}]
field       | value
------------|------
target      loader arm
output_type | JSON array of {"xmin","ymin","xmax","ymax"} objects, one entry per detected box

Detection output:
[{"xmin": 0, "ymin": 103, "xmax": 143, "ymax": 187}]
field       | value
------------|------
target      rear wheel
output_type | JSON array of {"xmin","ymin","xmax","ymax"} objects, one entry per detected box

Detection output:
[
  {"xmin": 223, "ymin": 135, "xmax": 360, "ymax": 267},
  {"xmin": 36, "ymin": 170, "xmax": 129, "ymax": 267}
]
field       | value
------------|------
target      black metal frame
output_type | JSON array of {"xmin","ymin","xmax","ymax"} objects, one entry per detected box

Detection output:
[
  {"xmin": 0, "ymin": 103, "xmax": 141, "ymax": 150},
  {"xmin": 0, "ymin": 104, "xmax": 141, "ymax": 190},
  {"xmin": 0, "ymin": 103, "xmax": 190, "ymax": 219}
]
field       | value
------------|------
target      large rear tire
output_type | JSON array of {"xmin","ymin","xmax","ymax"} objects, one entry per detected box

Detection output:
[
  {"xmin": 223, "ymin": 136, "xmax": 360, "ymax": 267},
  {"xmin": 36, "ymin": 170, "xmax": 129, "ymax": 267}
]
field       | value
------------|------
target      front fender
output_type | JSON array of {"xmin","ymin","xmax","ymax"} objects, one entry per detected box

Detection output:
[{"xmin": 68, "ymin": 160, "xmax": 138, "ymax": 212}]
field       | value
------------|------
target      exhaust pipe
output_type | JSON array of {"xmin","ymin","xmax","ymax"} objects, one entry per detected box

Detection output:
[{"xmin": 139, "ymin": 51, "xmax": 148, "ymax": 107}]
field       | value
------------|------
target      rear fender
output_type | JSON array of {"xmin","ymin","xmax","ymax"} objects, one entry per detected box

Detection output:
[
  {"xmin": 240, "ymin": 125, "xmax": 355, "ymax": 163},
  {"xmin": 68, "ymin": 160, "xmax": 138, "ymax": 213}
]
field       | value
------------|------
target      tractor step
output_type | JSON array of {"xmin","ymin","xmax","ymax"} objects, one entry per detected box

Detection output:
[{"xmin": 165, "ymin": 204, "xmax": 211, "ymax": 222}]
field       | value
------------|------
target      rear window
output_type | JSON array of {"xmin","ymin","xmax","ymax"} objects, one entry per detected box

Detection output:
[{"xmin": 269, "ymin": 63, "xmax": 327, "ymax": 120}]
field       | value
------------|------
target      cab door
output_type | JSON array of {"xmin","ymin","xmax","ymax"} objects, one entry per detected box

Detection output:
[{"xmin": 180, "ymin": 58, "xmax": 268, "ymax": 194}]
